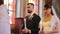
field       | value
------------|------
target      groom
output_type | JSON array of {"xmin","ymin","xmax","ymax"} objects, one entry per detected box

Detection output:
[{"xmin": 22, "ymin": 3, "xmax": 41, "ymax": 34}]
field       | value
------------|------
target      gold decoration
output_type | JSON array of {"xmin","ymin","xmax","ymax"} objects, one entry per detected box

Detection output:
[{"xmin": 43, "ymin": 16, "xmax": 52, "ymax": 22}]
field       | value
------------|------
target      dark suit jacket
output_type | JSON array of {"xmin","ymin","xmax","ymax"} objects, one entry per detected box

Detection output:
[{"xmin": 22, "ymin": 14, "xmax": 41, "ymax": 34}]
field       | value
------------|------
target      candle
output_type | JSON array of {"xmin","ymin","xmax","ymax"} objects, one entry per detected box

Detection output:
[{"xmin": 24, "ymin": 18, "xmax": 27, "ymax": 29}]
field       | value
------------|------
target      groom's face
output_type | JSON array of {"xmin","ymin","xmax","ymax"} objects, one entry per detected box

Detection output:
[{"xmin": 27, "ymin": 4, "xmax": 34, "ymax": 13}]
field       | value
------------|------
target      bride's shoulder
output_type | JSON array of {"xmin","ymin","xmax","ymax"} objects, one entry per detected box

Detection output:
[
  {"xmin": 52, "ymin": 16, "xmax": 56, "ymax": 19},
  {"xmin": 52, "ymin": 16, "xmax": 58, "ymax": 22}
]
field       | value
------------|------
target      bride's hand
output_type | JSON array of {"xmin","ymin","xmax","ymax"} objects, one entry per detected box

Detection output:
[{"xmin": 43, "ymin": 31, "xmax": 52, "ymax": 34}]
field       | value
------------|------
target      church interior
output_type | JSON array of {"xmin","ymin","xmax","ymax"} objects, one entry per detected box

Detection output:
[{"xmin": 1, "ymin": 0, "xmax": 60, "ymax": 34}]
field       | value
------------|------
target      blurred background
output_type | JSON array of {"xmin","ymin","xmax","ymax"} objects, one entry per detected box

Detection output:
[{"xmin": 3, "ymin": 0, "xmax": 60, "ymax": 34}]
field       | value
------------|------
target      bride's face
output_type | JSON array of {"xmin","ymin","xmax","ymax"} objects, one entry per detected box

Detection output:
[{"xmin": 44, "ymin": 8, "xmax": 51, "ymax": 16}]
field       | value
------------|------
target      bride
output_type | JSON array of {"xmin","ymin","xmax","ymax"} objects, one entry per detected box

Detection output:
[{"xmin": 39, "ymin": 4, "xmax": 59, "ymax": 34}]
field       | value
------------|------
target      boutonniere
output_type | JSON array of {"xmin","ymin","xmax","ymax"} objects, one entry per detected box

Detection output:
[{"xmin": 29, "ymin": 15, "xmax": 34, "ymax": 20}]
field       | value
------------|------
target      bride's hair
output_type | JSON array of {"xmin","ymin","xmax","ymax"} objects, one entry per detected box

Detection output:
[{"xmin": 44, "ymin": 4, "xmax": 54, "ymax": 15}]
